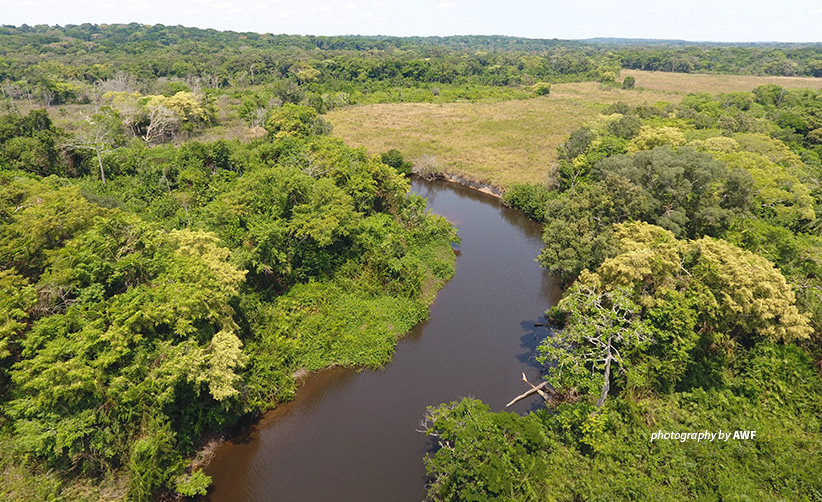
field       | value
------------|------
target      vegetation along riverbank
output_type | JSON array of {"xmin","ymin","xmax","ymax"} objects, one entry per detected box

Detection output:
[
  {"xmin": 0, "ymin": 23, "xmax": 820, "ymax": 500},
  {"xmin": 424, "ymin": 81, "xmax": 822, "ymax": 501}
]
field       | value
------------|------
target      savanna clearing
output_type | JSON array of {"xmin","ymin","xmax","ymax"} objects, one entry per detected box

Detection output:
[{"xmin": 327, "ymin": 70, "xmax": 822, "ymax": 188}]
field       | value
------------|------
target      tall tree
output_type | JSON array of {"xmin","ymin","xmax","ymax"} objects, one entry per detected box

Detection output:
[
  {"xmin": 539, "ymin": 280, "xmax": 651, "ymax": 407},
  {"xmin": 65, "ymin": 109, "xmax": 123, "ymax": 184}
]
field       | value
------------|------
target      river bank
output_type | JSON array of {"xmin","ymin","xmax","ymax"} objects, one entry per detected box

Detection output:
[{"xmin": 201, "ymin": 177, "xmax": 561, "ymax": 501}]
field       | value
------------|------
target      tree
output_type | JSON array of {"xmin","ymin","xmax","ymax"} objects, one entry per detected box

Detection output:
[
  {"xmin": 265, "ymin": 103, "xmax": 331, "ymax": 139},
  {"xmin": 0, "ymin": 109, "xmax": 64, "ymax": 176},
  {"xmin": 65, "ymin": 108, "xmax": 123, "ymax": 184},
  {"xmin": 622, "ymin": 76, "xmax": 635, "ymax": 89},
  {"xmin": 421, "ymin": 398, "xmax": 551, "ymax": 501},
  {"xmin": 689, "ymin": 236, "xmax": 813, "ymax": 343},
  {"xmin": 753, "ymin": 84, "xmax": 786, "ymax": 107},
  {"xmin": 713, "ymin": 148, "xmax": 815, "ymax": 230},
  {"xmin": 380, "ymin": 149, "xmax": 413, "ymax": 176},
  {"xmin": 539, "ymin": 280, "xmax": 651, "ymax": 407},
  {"xmin": 0, "ymin": 269, "xmax": 36, "ymax": 367},
  {"xmin": 807, "ymin": 60, "xmax": 822, "ymax": 77},
  {"xmin": 531, "ymin": 81, "xmax": 551, "ymax": 96},
  {"xmin": 537, "ymin": 175, "xmax": 651, "ymax": 284},
  {"xmin": 606, "ymin": 115, "xmax": 641, "ymax": 139},
  {"xmin": 4, "ymin": 206, "xmax": 248, "ymax": 484},
  {"xmin": 142, "ymin": 103, "xmax": 180, "ymax": 144},
  {"xmin": 595, "ymin": 221, "xmax": 814, "ymax": 344},
  {"xmin": 289, "ymin": 61, "xmax": 321, "ymax": 84},
  {"xmin": 155, "ymin": 92, "xmax": 209, "ymax": 124},
  {"xmin": 627, "ymin": 126, "xmax": 686, "ymax": 152},
  {"xmin": 593, "ymin": 146, "xmax": 753, "ymax": 238}
]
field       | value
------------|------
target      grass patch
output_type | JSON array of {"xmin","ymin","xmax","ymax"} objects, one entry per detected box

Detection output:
[
  {"xmin": 621, "ymin": 69, "xmax": 822, "ymax": 95},
  {"xmin": 328, "ymin": 71, "xmax": 822, "ymax": 189},
  {"xmin": 269, "ymin": 232, "xmax": 456, "ymax": 373},
  {"xmin": 327, "ymin": 83, "xmax": 674, "ymax": 188}
]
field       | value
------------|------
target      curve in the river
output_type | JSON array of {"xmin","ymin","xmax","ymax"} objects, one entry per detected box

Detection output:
[{"xmin": 204, "ymin": 178, "xmax": 562, "ymax": 502}]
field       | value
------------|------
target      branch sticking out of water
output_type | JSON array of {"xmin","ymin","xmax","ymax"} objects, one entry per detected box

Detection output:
[{"xmin": 505, "ymin": 373, "xmax": 554, "ymax": 408}]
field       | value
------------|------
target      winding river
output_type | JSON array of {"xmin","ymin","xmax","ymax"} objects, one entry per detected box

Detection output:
[{"xmin": 204, "ymin": 178, "xmax": 562, "ymax": 501}]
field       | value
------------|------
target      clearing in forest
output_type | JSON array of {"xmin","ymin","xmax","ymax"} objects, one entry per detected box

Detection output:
[{"xmin": 327, "ymin": 70, "xmax": 821, "ymax": 188}]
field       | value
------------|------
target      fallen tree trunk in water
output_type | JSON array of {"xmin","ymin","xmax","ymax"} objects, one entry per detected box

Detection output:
[{"xmin": 506, "ymin": 372, "xmax": 554, "ymax": 407}]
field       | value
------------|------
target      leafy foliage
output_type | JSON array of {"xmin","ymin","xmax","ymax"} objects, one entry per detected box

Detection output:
[
  {"xmin": 380, "ymin": 149, "xmax": 413, "ymax": 177},
  {"xmin": 425, "ymin": 345, "xmax": 822, "ymax": 502},
  {"xmin": 593, "ymin": 146, "xmax": 753, "ymax": 237},
  {"xmin": 422, "ymin": 399, "xmax": 552, "ymax": 502},
  {"xmin": 265, "ymin": 103, "xmax": 331, "ymax": 139},
  {"xmin": 0, "ymin": 128, "xmax": 457, "ymax": 500},
  {"xmin": 501, "ymin": 183, "xmax": 553, "ymax": 222}
]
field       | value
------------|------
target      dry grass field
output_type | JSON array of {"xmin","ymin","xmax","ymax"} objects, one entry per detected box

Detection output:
[
  {"xmin": 328, "ymin": 71, "xmax": 822, "ymax": 189},
  {"xmin": 621, "ymin": 69, "xmax": 822, "ymax": 95}
]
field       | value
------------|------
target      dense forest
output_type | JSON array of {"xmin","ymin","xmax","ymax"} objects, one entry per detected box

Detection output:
[
  {"xmin": 1, "ymin": 23, "xmax": 821, "ymax": 501},
  {"xmin": 1, "ymin": 23, "xmax": 821, "ymax": 112},
  {"xmin": 0, "ymin": 102, "xmax": 457, "ymax": 499}
]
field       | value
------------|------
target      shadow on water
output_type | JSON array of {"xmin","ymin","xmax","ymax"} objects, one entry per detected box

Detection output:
[{"xmin": 516, "ymin": 320, "xmax": 553, "ymax": 370}]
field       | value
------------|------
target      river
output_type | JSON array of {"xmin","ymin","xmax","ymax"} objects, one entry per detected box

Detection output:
[{"xmin": 204, "ymin": 178, "xmax": 561, "ymax": 501}]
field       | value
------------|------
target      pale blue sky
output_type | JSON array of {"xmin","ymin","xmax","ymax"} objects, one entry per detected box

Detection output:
[{"xmin": 2, "ymin": 0, "xmax": 821, "ymax": 42}]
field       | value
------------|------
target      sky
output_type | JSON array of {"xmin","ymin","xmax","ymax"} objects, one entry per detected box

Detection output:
[{"xmin": 2, "ymin": 0, "xmax": 822, "ymax": 43}]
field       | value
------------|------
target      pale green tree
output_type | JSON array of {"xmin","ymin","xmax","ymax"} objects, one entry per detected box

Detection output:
[{"xmin": 539, "ymin": 278, "xmax": 652, "ymax": 407}]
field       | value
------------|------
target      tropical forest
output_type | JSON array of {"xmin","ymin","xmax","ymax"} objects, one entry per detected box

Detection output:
[{"xmin": 0, "ymin": 22, "xmax": 821, "ymax": 501}]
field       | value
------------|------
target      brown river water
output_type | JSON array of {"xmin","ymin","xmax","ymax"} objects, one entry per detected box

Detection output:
[{"xmin": 203, "ymin": 178, "xmax": 562, "ymax": 501}]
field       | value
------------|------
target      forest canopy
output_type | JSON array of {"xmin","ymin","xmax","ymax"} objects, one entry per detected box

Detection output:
[{"xmin": 0, "ymin": 122, "xmax": 457, "ymax": 500}]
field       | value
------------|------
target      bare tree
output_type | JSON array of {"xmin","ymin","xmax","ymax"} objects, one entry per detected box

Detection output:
[
  {"xmin": 100, "ymin": 71, "xmax": 138, "ymax": 93},
  {"xmin": 0, "ymin": 84, "xmax": 16, "ymax": 113},
  {"xmin": 40, "ymin": 84, "xmax": 55, "ymax": 107},
  {"xmin": 537, "ymin": 285, "xmax": 652, "ymax": 407},
  {"xmin": 185, "ymin": 75, "xmax": 204, "ymax": 94},
  {"xmin": 249, "ymin": 107, "xmax": 268, "ymax": 129},
  {"xmin": 65, "ymin": 111, "xmax": 122, "ymax": 185},
  {"xmin": 142, "ymin": 104, "xmax": 179, "ymax": 144},
  {"xmin": 85, "ymin": 81, "xmax": 105, "ymax": 113}
]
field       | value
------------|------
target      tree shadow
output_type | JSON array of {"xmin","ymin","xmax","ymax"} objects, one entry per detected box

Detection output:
[
  {"xmin": 515, "ymin": 319, "xmax": 553, "ymax": 371},
  {"xmin": 506, "ymin": 319, "xmax": 556, "ymax": 414}
]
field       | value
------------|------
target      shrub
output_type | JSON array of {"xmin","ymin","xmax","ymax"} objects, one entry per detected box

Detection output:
[
  {"xmin": 531, "ymin": 82, "xmax": 552, "ymax": 96},
  {"xmin": 380, "ymin": 149, "xmax": 413, "ymax": 176},
  {"xmin": 502, "ymin": 183, "xmax": 552, "ymax": 222}
]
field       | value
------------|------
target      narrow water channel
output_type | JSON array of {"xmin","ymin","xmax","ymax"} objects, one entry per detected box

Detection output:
[{"xmin": 204, "ymin": 178, "xmax": 562, "ymax": 501}]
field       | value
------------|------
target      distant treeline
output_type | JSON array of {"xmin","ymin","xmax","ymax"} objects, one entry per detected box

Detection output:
[
  {"xmin": 619, "ymin": 45, "xmax": 822, "ymax": 75},
  {"xmin": 0, "ymin": 24, "xmax": 619, "ymax": 93},
  {"xmin": 0, "ymin": 24, "xmax": 820, "ymax": 107}
]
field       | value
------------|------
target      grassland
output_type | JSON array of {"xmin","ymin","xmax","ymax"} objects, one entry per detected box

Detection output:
[
  {"xmin": 621, "ymin": 69, "xmax": 822, "ymax": 95},
  {"xmin": 327, "ymin": 71, "xmax": 822, "ymax": 189}
]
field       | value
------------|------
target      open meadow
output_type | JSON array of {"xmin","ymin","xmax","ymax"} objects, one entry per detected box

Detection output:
[
  {"xmin": 621, "ymin": 68, "xmax": 822, "ymax": 94},
  {"xmin": 327, "ymin": 70, "xmax": 822, "ymax": 188}
]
